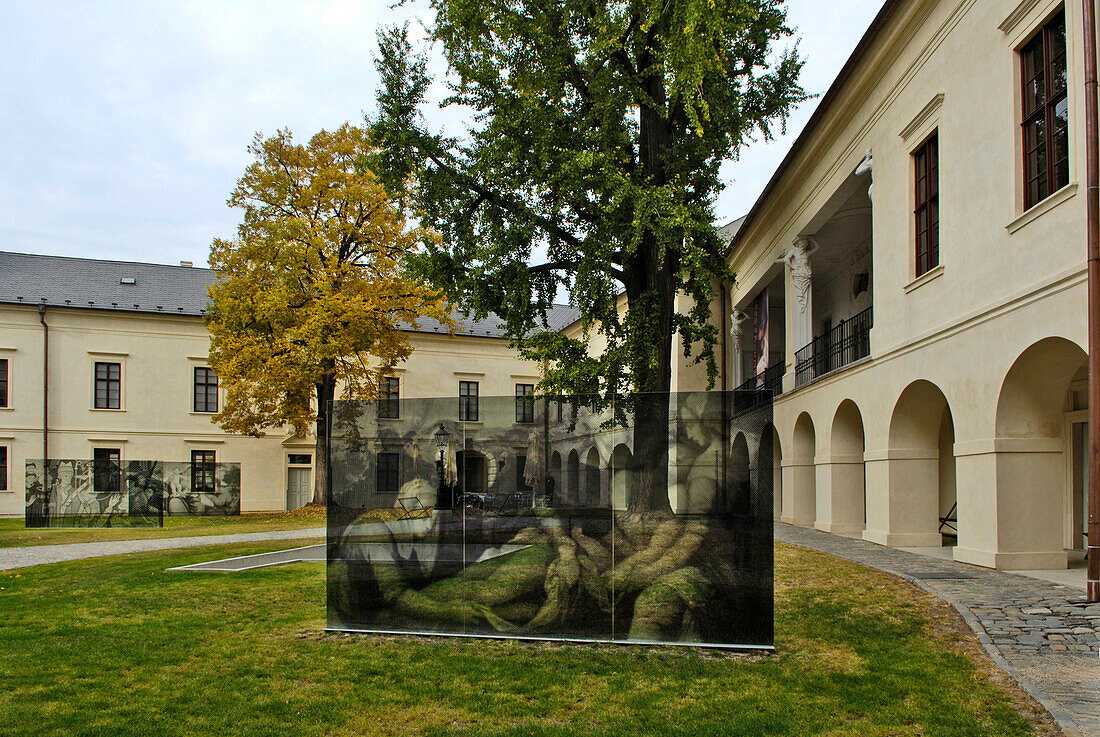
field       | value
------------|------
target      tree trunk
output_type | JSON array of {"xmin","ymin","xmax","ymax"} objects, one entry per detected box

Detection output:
[
  {"xmin": 312, "ymin": 376, "xmax": 336, "ymax": 506},
  {"xmin": 623, "ymin": 42, "xmax": 677, "ymax": 517}
]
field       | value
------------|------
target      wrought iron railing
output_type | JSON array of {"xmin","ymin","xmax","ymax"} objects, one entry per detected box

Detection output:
[
  {"xmin": 794, "ymin": 306, "xmax": 873, "ymax": 388},
  {"xmin": 734, "ymin": 362, "xmax": 785, "ymax": 398}
]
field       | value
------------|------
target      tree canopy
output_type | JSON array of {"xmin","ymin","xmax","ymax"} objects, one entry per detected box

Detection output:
[
  {"xmin": 206, "ymin": 124, "xmax": 450, "ymax": 503},
  {"xmin": 372, "ymin": 0, "xmax": 804, "ymax": 513}
]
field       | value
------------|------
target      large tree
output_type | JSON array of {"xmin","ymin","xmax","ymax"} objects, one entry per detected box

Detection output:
[
  {"xmin": 373, "ymin": 1, "xmax": 804, "ymax": 514},
  {"xmin": 207, "ymin": 124, "xmax": 450, "ymax": 504}
]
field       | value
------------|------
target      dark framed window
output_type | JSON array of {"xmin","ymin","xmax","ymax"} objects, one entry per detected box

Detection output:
[
  {"xmin": 377, "ymin": 452, "xmax": 399, "ymax": 492},
  {"xmin": 0, "ymin": 358, "xmax": 8, "ymax": 408},
  {"xmin": 288, "ymin": 454, "xmax": 312, "ymax": 465},
  {"xmin": 93, "ymin": 448, "xmax": 121, "ymax": 493},
  {"xmin": 459, "ymin": 381, "xmax": 479, "ymax": 422},
  {"xmin": 193, "ymin": 367, "xmax": 218, "ymax": 413},
  {"xmin": 914, "ymin": 133, "xmax": 940, "ymax": 277},
  {"xmin": 515, "ymin": 383, "xmax": 535, "ymax": 423},
  {"xmin": 1021, "ymin": 10, "xmax": 1069, "ymax": 209},
  {"xmin": 0, "ymin": 446, "xmax": 7, "ymax": 491},
  {"xmin": 378, "ymin": 376, "xmax": 400, "ymax": 419},
  {"xmin": 556, "ymin": 399, "xmax": 563, "ymax": 423},
  {"xmin": 191, "ymin": 450, "xmax": 216, "ymax": 494},
  {"xmin": 94, "ymin": 362, "xmax": 121, "ymax": 409}
]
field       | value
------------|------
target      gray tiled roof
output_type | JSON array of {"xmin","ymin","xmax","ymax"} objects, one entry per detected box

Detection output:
[{"xmin": 0, "ymin": 251, "xmax": 579, "ymax": 339}]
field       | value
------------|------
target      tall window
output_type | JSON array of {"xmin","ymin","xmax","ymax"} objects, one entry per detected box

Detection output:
[
  {"xmin": 0, "ymin": 446, "xmax": 7, "ymax": 491},
  {"xmin": 516, "ymin": 455, "xmax": 532, "ymax": 491},
  {"xmin": 0, "ymin": 358, "xmax": 8, "ymax": 408},
  {"xmin": 1021, "ymin": 10, "xmax": 1068, "ymax": 208},
  {"xmin": 378, "ymin": 376, "xmax": 400, "ymax": 419},
  {"xmin": 93, "ymin": 448, "xmax": 121, "ymax": 493},
  {"xmin": 459, "ymin": 381, "xmax": 479, "ymax": 421},
  {"xmin": 94, "ymin": 362, "xmax": 121, "ymax": 409},
  {"xmin": 377, "ymin": 452, "xmax": 399, "ymax": 493},
  {"xmin": 515, "ymin": 383, "xmax": 535, "ymax": 423},
  {"xmin": 193, "ymin": 367, "xmax": 218, "ymax": 413},
  {"xmin": 914, "ymin": 133, "xmax": 940, "ymax": 277},
  {"xmin": 191, "ymin": 450, "xmax": 216, "ymax": 494}
]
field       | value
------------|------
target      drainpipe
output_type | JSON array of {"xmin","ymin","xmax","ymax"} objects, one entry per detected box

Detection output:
[
  {"xmin": 38, "ymin": 305, "xmax": 48, "ymax": 464},
  {"xmin": 1083, "ymin": 0, "xmax": 1099, "ymax": 602},
  {"xmin": 719, "ymin": 283, "xmax": 729, "ymax": 500}
]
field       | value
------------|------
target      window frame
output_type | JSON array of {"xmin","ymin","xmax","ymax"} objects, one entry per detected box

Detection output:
[
  {"xmin": 193, "ymin": 366, "xmax": 219, "ymax": 414},
  {"xmin": 377, "ymin": 452, "xmax": 400, "ymax": 493},
  {"xmin": 190, "ymin": 449, "xmax": 217, "ymax": 494},
  {"xmin": 0, "ymin": 358, "xmax": 9, "ymax": 409},
  {"xmin": 1021, "ymin": 9, "xmax": 1069, "ymax": 209},
  {"xmin": 515, "ymin": 383, "xmax": 535, "ymax": 424},
  {"xmin": 378, "ymin": 376, "xmax": 400, "ymax": 419},
  {"xmin": 93, "ymin": 361, "xmax": 122, "ymax": 410},
  {"xmin": 459, "ymin": 380, "xmax": 479, "ymax": 422},
  {"xmin": 92, "ymin": 447, "xmax": 121, "ymax": 494},
  {"xmin": 914, "ymin": 132, "xmax": 940, "ymax": 278},
  {"xmin": 0, "ymin": 446, "xmax": 8, "ymax": 492}
]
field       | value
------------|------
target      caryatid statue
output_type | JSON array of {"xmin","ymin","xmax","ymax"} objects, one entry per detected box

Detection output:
[
  {"xmin": 856, "ymin": 149, "xmax": 873, "ymax": 201},
  {"xmin": 781, "ymin": 237, "xmax": 818, "ymax": 315},
  {"xmin": 729, "ymin": 309, "xmax": 750, "ymax": 386}
]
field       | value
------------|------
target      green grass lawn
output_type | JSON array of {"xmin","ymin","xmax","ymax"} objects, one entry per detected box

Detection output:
[
  {"xmin": 0, "ymin": 541, "xmax": 1057, "ymax": 737},
  {"xmin": 0, "ymin": 507, "xmax": 361, "ymax": 547}
]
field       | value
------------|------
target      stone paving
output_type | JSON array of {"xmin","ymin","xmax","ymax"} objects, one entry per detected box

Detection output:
[
  {"xmin": 776, "ymin": 522, "xmax": 1100, "ymax": 737},
  {"xmin": 0, "ymin": 527, "xmax": 326, "ymax": 570}
]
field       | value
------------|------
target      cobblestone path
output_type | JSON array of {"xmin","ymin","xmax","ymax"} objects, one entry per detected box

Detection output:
[
  {"xmin": 0, "ymin": 527, "xmax": 326, "ymax": 570},
  {"xmin": 777, "ymin": 522, "xmax": 1100, "ymax": 737}
]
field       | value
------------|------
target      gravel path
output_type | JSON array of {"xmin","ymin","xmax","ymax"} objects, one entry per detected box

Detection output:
[
  {"xmin": 0, "ymin": 527, "xmax": 326, "ymax": 570},
  {"xmin": 777, "ymin": 522, "xmax": 1100, "ymax": 737}
]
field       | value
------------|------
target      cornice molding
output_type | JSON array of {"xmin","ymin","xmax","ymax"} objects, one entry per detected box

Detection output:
[
  {"xmin": 998, "ymin": 0, "xmax": 1042, "ymax": 35},
  {"xmin": 898, "ymin": 93, "xmax": 945, "ymax": 144}
]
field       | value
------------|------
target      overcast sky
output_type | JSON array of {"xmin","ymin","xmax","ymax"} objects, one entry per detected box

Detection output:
[{"xmin": 0, "ymin": 1, "xmax": 882, "ymax": 268}]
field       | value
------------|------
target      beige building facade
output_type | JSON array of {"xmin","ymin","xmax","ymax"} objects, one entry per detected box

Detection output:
[
  {"xmin": 674, "ymin": 0, "xmax": 1091, "ymax": 570},
  {"xmin": 0, "ymin": 252, "xmax": 569, "ymax": 517}
]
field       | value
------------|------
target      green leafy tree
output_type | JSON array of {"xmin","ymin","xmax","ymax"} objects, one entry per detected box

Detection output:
[
  {"xmin": 207, "ymin": 124, "xmax": 450, "ymax": 504},
  {"xmin": 372, "ymin": 1, "xmax": 804, "ymax": 514}
]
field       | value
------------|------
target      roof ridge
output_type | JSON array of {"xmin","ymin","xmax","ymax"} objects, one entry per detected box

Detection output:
[{"xmin": 0, "ymin": 250, "xmax": 211, "ymax": 272}]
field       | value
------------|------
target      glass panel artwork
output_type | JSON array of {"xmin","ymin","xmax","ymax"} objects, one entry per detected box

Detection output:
[
  {"xmin": 326, "ymin": 391, "xmax": 774, "ymax": 650},
  {"xmin": 24, "ymin": 459, "xmax": 242, "ymax": 528}
]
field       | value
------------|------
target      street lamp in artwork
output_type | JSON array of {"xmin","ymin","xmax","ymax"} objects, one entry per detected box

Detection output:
[{"xmin": 434, "ymin": 422, "xmax": 451, "ymax": 511}]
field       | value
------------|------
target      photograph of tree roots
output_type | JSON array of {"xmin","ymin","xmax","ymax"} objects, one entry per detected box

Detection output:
[{"xmin": 327, "ymin": 391, "xmax": 774, "ymax": 648}]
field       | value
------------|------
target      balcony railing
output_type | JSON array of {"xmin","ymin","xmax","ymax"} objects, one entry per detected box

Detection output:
[
  {"xmin": 734, "ymin": 361, "xmax": 786, "ymax": 398},
  {"xmin": 794, "ymin": 306, "xmax": 873, "ymax": 388}
]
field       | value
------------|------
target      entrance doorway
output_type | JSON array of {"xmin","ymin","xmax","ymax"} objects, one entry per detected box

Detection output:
[
  {"xmin": 1070, "ymin": 419, "xmax": 1088, "ymax": 552},
  {"xmin": 287, "ymin": 466, "xmax": 312, "ymax": 510}
]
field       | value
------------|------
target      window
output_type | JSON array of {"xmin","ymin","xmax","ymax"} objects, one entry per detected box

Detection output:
[
  {"xmin": 515, "ymin": 383, "xmax": 535, "ymax": 423},
  {"xmin": 516, "ymin": 455, "xmax": 532, "ymax": 491},
  {"xmin": 1021, "ymin": 10, "xmax": 1068, "ymax": 208},
  {"xmin": 191, "ymin": 450, "xmax": 216, "ymax": 494},
  {"xmin": 459, "ymin": 381, "xmax": 479, "ymax": 421},
  {"xmin": 0, "ymin": 358, "xmax": 8, "ymax": 408},
  {"xmin": 556, "ymin": 399, "xmax": 563, "ymax": 423},
  {"xmin": 914, "ymin": 133, "xmax": 940, "ymax": 277},
  {"xmin": 0, "ymin": 446, "xmax": 7, "ymax": 491},
  {"xmin": 193, "ymin": 367, "xmax": 218, "ymax": 413},
  {"xmin": 288, "ymin": 454, "xmax": 312, "ymax": 465},
  {"xmin": 94, "ymin": 362, "xmax": 121, "ymax": 409},
  {"xmin": 377, "ymin": 452, "xmax": 399, "ymax": 492},
  {"xmin": 378, "ymin": 376, "xmax": 400, "ymax": 419},
  {"xmin": 93, "ymin": 448, "xmax": 121, "ymax": 493}
]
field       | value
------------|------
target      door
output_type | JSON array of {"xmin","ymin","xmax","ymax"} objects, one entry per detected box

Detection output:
[
  {"xmin": 1073, "ymin": 422, "xmax": 1088, "ymax": 550},
  {"xmin": 287, "ymin": 467, "xmax": 311, "ymax": 510}
]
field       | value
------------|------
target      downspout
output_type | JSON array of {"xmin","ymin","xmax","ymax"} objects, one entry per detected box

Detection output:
[
  {"xmin": 38, "ymin": 305, "xmax": 48, "ymax": 463},
  {"xmin": 719, "ymin": 283, "xmax": 729, "ymax": 508},
  {"xmin": 1083, "ymin": 0, "xmax": 1100, "ymax": 602}
]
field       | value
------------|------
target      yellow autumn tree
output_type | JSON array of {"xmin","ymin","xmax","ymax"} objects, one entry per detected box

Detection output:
[{"xmin": 206, "ymin": 124, "xmax": 451, "ymax": 504}]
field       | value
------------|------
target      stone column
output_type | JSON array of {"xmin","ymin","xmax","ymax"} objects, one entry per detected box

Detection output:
[
  {"xmin": 783, "ymin": 238, "xmax": 817, "ymax": 355},
  {"xmin": 729, "ymin": 309, "xmax": 749, "ymax": 387}
]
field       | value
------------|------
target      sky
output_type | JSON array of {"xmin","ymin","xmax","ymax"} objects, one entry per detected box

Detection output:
[{"xmin": 0, "ymin": 1, "xmax": 883, "ymax": 269}]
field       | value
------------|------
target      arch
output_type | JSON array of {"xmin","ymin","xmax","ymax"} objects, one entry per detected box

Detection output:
[
  {"xmin": 784, "ymin": 413, "xmax": 817, "ymax": 527},
  {"xmin": 549, "ymin": 451, "xmax": 562, "ymax": 507},
  {"xmin": 611, "ymin": 443, "xmax": 632, "ymax": 509},
  {"xmin": 760, "ymin": 424, "xmax": 782, "ymax": 520},
  {"xmin": 872, "ymin": 380, "xmax": 954, "ymax": 548},
  {"xmin": 991, "ymin": 337, "xmax": 1088, "ymax": 566},
  {"xmin": 584, "ymin": 447, "xmax": 601, "ymax": 506},
  {"xmin": 727, "ymin": 432, "xmax": 751, "ymax": 516},
  {"xmin": 820, "ymin": 400, "xmax": 866, "ymax": 534},
  {"xmin": 567, "ymin": 449, "xmax": 580, "ymax": 506}
]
